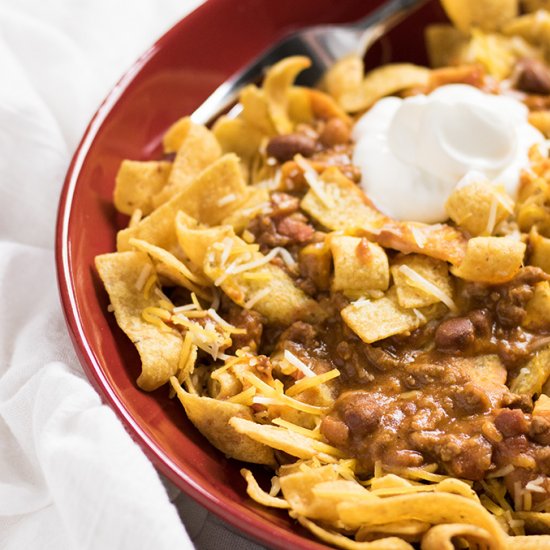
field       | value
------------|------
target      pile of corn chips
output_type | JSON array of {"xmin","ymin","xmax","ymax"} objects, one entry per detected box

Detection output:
[{"xmin": 95, "ymin": 0, "xmax": 550, "ymax": 548}]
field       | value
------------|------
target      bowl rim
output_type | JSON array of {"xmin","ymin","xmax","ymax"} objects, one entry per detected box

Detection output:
[
  {"xmin": 55, "ymin": 0, "xmax": 438, "ymax": 546},
  {"xmin": 54, "ymin": 3, "xmax": 333, "ymax": 549}
]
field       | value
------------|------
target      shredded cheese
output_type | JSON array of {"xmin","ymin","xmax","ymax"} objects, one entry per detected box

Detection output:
[
  {"xmin": 244, "ymin": 287, "xmax": 271, "ymax": 310},
  {"xmin": 283, "ymin": 350, "xmax": 316, "ymax": 378},
  {"xmin": 294, "ymin": 154, "xmax": 335, "ymax": 209},
  {"xmin": 242, "ymin": 229, "xmax": 255, "ymax": 244},
  {"xmin": 135, "ymin": 263, "xmax": 153, "ymax": 292},
  {"xmin": 142, "ymin": 306, "xmax": 171, "ymax": 330},
  {"xmin": 173, "ymin": 303, "xmax": 199, "ymax": 313},
  {"xmin": 487, "ymin": 464, "xmax": 514, "ymax": 479},
  {"xmin": 412, "ymin": 308, "xmax": 427, "ymax": 323},
  {"xmin": 286, "ymin": 368, "xmax": 340, "ymax": 397},
  {"xmin": 242, "ymin": 271, "xmax": 273, "ymax": 282},
  {"xmin": 217, "ymin": 193, "xmax": 237, "ymax": 207},
  {"xmin": 272, "ymin": 247, "xmax": 297, "ymax": 269},
  {"xmin": 227, "ymin": 247, "xmax": 279, "ymax": 276},
  {"xmin": 228, "ymin": 386, "xmax": 256, "ymax": 406},
  {"xmin": 525, "ymin": 476, "xmax": 546, "ymax": 493},
  {"xmin": 398, "ymin": 264, "xmax": 457, "ymax": 312},
  {"xmin": 269, "ymin": 476, "xmax": 281, "ymax": 497},
  {"xmin": 485, "ymin": 193, "xmax": 499, "ymax": 235},
  {"xmin": 514, "ymin": 480, "xmax": 524, "ymax": 511},
  {"xmin": 207, "ymin": 308, "xmax": 246, "ymax": 334},
  {"xmin": 219, "ymin": 237, "xmax": 235, "ymax": 267},
  {"xmin": 410, "ymin": 226, "xmax": 427, "ymax": 248},
  {"xmin": 271, "ymin": 418, "xmax": 323, "ymax": 440},
  {"xmin": 129, "ymin": 208, "xmax": 143, "ymax": 228},
  {"xmin": 142, "ymin": 273, "xmax": 158, "ymax": 299},
  {"xmin": 242, "ymin": 371, "xmax": 328, "ymax": 415},
  {"xmin": 480, "ymin": 495, "xmax": 505, "ymax": 516}
]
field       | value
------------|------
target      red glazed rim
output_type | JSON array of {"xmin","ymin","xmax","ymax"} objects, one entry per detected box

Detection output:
[{"xmin": 55, "ymin": 1, "xmax": 444, "ymax": 548}]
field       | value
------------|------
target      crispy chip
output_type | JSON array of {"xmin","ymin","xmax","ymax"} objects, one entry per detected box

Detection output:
[
  {"xmin": 341, "ymin": 288, "xmax": 444, "ymax": 344},
  {"xmin": 212, "ymin": 115, "xmax": 265, "ymax": 160},
  {"xmin": 338, "ymin": 64, "xmax": 431, "ymax": 113},
  {"xmin": 523, "ymin": 0, "xmax": 550, "ymax": 11},
  {"xmin": 177, "ymin": 153, "xmax": 251, "ymax": 225},
  {"xmin": 441, "ymin": 0, "xmax": 518, "ymax": 33},
  {"xmin": 421, "ymin": 523, "xmax": 496, "ymax": 550},
  {"xmin": 278, "ymin": 465, "xmax": 348, "ymax": 522},
  {"xmin": 391, "ymin": 254, "xmax": 453, "ymax": 309},
  {"xmin": 175, "ymin": 212, "xmax": 234, "ymax": 274},
  {"xmin": 368, "ymin": 221, "xmax": 467, "ymax": 266},
  {"xmin": 152, "ymin": 119, "xmax": 222, "ymax": 207},
  {"xmin": 162, "ymin": 117, "xmax": 192, "ymax": 154},
  {"xmin": 128, "ymin": 237, "xmax": 210, "ymax": 298},
  {"xmin": 220, "ymin": 187, "xmax": 270, "ymax": 233},
  {"xmin": 287, "ymin": 87, "xmax": 315, "ymax": 125},
  {"xmin": 295, "ymin": 515, "xmax": 414, "ymax": 550},
  {"xmin": 122, "ymin": 155, "xmax": 245, "ymax": 249},
  {"xmin": 239, "ymin": 84, "xmax": 277, "ymax": 135},
  {"xmin": 425, "ymin": 24, "xmax": 470, "ymax": 68},
  {"xmin": 203, "ymin": 235, "xmax": 323, "ymax": 324},
  {"xmin": 307, "ymin": 89, "xmax": 352, "ymax": 124},
  {"xmin": 170, "ymin": 378, "xmax": 275, "ymax": 466},
  {"xmin": 530, "ymin": 227, "xmax": 550, "ymax": 274},
  {"xmin": 450, "ymin": 236, "xmax": 526, "ymax": 283},
  {"xmin": 300, "ymin": 166, "xmax": 384, "ymax": 233},
  {"xmin": 503, "ymin": 10, "xmax": 550, "ymax": 54},
  {"xmin": 514, "ymin": 512, "xmax": 550, "ymax": 534},
  {"xmin": 357, "ymin": 520, "xmax": 429, "ymax": 541},
  {"xmin": 117, "ymin": 183, "xmax": 190, "ymax": 253},
  {"xmin": 445, "ymin": 176, "xmax": 513, "ymax": 236},
  {"xmin": 529, "ymin": 111, "xmax": 550, "ymax": 139},
  {"xmin": 119, "ymin": 154, "xmax": 251, "ymax": 252},
  {"xmin": 330, "ymin": 235, "xmax": 389, "ymax": 293},
  {"xmin": 510, "ymin": 345, "xmax": 550, "ymax": 396},
  {"xmin": 240, "ymin": 468, "xmax": 290, "ymax": 509},
  {"xmin": 506, "ymin": 535, "xmax": 550, "ymax": 549},
  {"xmin": 230, "ymin": 417, "xmax": 339, "ymax": 463},
  {"xmin": 337, "ymin": 492, "xmax": 507, "ymax": 544},
  {"xmin": 263, "ymin": 56, "xmax": 311, "ymax": 134},
  {"xmin": 95, "ymin": 251, "xmax": 182, "ymax": 391},
  {"xmin": 113, "ymin": 160, "xmax": 172, "ymax": 216},
  {"xmin": 524, "ymin": 281, "xmax": 550, "ymax": 330},
  {"xmin": 323, "ymin": 54, "xmax": 364, "ymax": 102}
]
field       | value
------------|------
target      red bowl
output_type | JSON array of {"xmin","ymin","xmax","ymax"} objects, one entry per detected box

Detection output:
[{"xmin": 56, "ymin": 1, "xmax": 446, "ymax": 548}]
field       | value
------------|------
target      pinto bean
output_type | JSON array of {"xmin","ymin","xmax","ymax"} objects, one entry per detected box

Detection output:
[
  {"xmin": 337, "ymin": 391, "xmax": 382, "ymax": 436},
  {"xmin": 434, "ymin": 317, "xmax": 475, "ymax": 354},
  {"xmin": 447, "ymin": 435, "xmax": 492, "ymax": 480},
  {"xmin": 319, "ymin": 118, "xmax": 351, "ymax": 147},
  {"xmin": 453, "ymin": 382, "xmax": 491, "ymax": 416},
  {"xmin": 468, "ymin": 309, "xmax": 492, "ymax": 339},
  {"xmin": 516, "ymin": 58, "xmax": 550, "ymax": 95},
  {"xmin": 495, "ymin": 408, "xmax": 530, "ymax": 438},
  {"xmin": 266, "ymin": 133, "xmax": 317, "ymax": 162},
  {"xmin": 320, "ymin": 415, "xmax": 349, "ymax": 447}
]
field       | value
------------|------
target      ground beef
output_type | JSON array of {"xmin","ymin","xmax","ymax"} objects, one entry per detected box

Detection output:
[
  {"xmin": 226, "ymin": 307, "xmax": 264, "ymax": 352},
  {"xmin": 434, "ymin": 317, "xmax": 475, "ymax": 354},
  {"xmin": 275, "ymin": 214, "xmax": 315, "ymax": 244}
]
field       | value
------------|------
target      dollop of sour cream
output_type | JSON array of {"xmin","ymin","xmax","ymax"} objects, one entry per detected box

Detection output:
[{"xmin": 352, "ymin": 84, "xmax": 544, "ymax": 223}]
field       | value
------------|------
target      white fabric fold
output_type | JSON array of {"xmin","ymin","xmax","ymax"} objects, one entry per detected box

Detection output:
[{"xmin": 0, "ymin": 0, "xmax": 261, "ymax": 548}]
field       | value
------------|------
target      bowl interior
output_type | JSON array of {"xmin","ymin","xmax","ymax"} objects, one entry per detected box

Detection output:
[{"xmin": 56, "ymin": 0, "xmax": 446, "ymax": 547}]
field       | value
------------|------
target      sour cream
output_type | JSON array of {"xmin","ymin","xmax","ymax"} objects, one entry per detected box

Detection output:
[{"xmin": 352, "ymin": 84, "xmax": 543, "ymax": 223}]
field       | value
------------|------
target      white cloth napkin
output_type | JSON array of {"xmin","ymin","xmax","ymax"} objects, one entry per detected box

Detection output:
[{"xmin": 0, "ymin": 1, "xmax": 264, "ymax": 548}]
